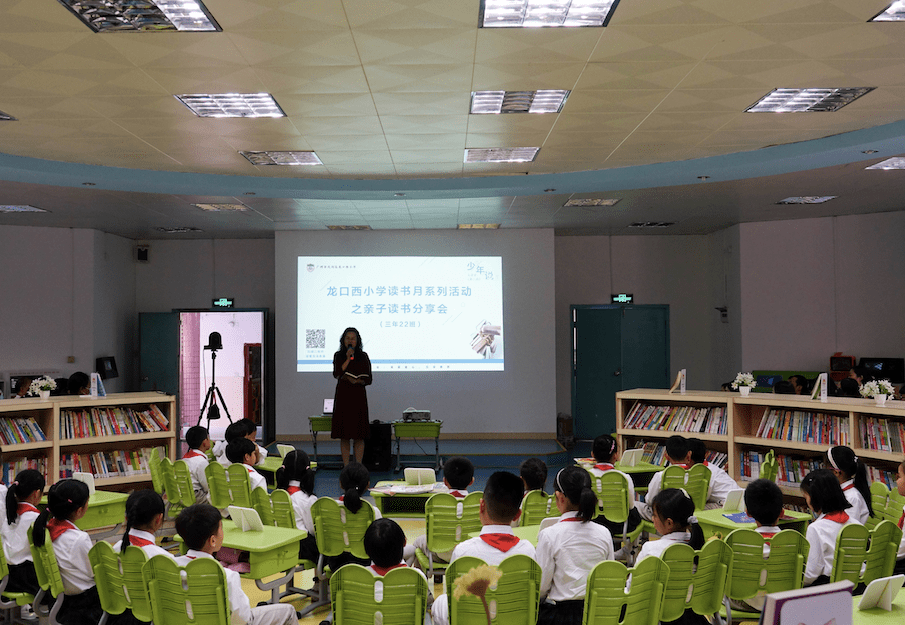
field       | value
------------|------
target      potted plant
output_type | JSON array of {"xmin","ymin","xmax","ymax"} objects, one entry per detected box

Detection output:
[
  {"xmin": 860, "ymin": 379, "xmax": 896, "ymax": 406},
  {"xmin": 28, "ymin": 376, "xmax": 57, "ymax": 400},
  {"xmin": 731, "ymin": 372, "xmax": 757, "ymax": 397}
]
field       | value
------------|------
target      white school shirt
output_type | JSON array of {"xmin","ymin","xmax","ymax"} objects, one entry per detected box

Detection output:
[
  {"xmin": 112, "ymin": 528, "xmax": 175, "ymax": 560},
  {"xmin": 241, "ymin": 464, "xmax": 267, "ymax": 492},
  {"xmin": 4, "ymin": 503, "xmax": 39, "ymax": 565},
  {"xmin": 176, "ymin": 549, "xmax": 252, "ymax": 625},
  {"xmin": 840, "ymin": 480, "xmax": 870, "ymax": 525},
  {"xmin": 182, "ymin": 450, "xmax": 210, "ymax": 500},
  {"xmin": 536, "ymin": 511, "xmax": 614, "ymax": 602},
  {"xmin": 213, "ymin": 441, "xmax": 268, "ymax": 467},
  {"xmin": 804, "ymin": 512, "xmax": 859, "ymax": 585},
  {"xmin": 588, "ymin": 464, "xmax": 636, "ymax": 503},
  {"xmin": 702, "ymin": 462, "xmax": 738, "ymax": 505},
  {"xmin": 287, "ymin": 483, "xmax": 317, "ymax": 535},
  {"xmin": 636, "ymin": 531, "xmax": 691, "ymax": 563},
  {"xmin": 48, "ymin": 520, "xmax": 95, "ymax": 594}
]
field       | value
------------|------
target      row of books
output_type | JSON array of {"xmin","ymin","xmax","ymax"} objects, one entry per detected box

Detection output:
[
  {"xmin": 59, "ymin": 448, "xmax": 154, "ymax": 479},
  {"xmin": 754, "ymin": 409, "xmax": 850, "ymax": 445},
  {"xmin": 866, "ymin": 464, "xmax": 897, "ymax": 490},
  {"xmin": 59, "ymin": 404, "xmax": 169, "ymax": 439},
  {"xmin": 624, "ymin": 403, "xmax": 728, "ymax": 435},
  {"xmin": 633, "ymin": 440, "xmax": 727, "ymax": 469},
  {"xmin": 1, "ymin": 458, "xmax": 46, "ymax": 483},
  {"xmin": 858, "ymin": 416, "xmax": 905, "ymax": 454},
  {"xmin": 0, "ymin": 417, "xmax": 47, "ymax": 445}
]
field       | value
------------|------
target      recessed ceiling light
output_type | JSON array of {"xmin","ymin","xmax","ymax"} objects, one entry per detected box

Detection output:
[
  {"xmin": 480, "ymin": 0, "xmax": 620, "ymax": 28},
  {"xmin": 861, "ymin": 149, "xmax": 878, "ymax": 154},
  {"xmin": 470, "ymin": 90, "xmax": 570, "ymax": 114},
  {"xmin": 176, "ymin": 94, "xmax": 285, "ymax": 118},
  {"xmin": 0, "ymin": 110, "xmax": 16, "ymax": 121},
  {"xmin": 156, "ymin": 226, "xmax": 203, "ymax": 233},
  {"xmin": 870, "ymin": 1, "xmax": 905, "ymax": 21},
  {"xmin": 866, "ymin": 157, "xmax": 905, "ymax": 170},
  {"xmin": 776, "ymin": 196, "xmax": 837, "ymax": 204},
  {"xmin": 563, "ymin": 198, "xmax": 620, "ymax": 207},
  {"xmin": 0, "ymin": 205, "xmax": 47, "ymax": 213},
  {"xmin": 697, "ymin": 176, "xmax": 710, "ymax": 180},
  {"xmin": 193, "ymin": 204, "xmax": 248, "ymax": 212},
  {"xmin": 240, "ymin": 151, "xmax": 322, "ymax": 166},
  {"xmin": 327, "ymin": 225, "xmax": 372, "ymax": 230},
  {"xmin": 746, "ymin": 88, "xmax": 874, "ymax": 113},
  {"xmin": 465, "ymin": 147, "xmax": 539, "ymax": 163},
  {"xmin": 458, "ymin": 224, "xmax": 501, "ymax": 229},
  {"xmin": 82, "ymin": 182, "xmax": 96, "ymax": 186},
  {"xmin": 57, "ymin": 0, "xmax": 220, "ymax": 32},
  {"xmin": 629, "ymin": 222, "xmax": 675, "ymax": 228},
  {"xmin": 394, "ymin": 193, "xmax": 406, "ymax": 197}
]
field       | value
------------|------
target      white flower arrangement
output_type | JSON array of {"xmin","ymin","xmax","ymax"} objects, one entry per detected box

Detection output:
[
  {"xmin": 28, "ymin": 375, "xmax": 57, "ymax": 396},
  {"xmin": 859, "ymin": 379, "xmax": 895, "ymax": 399},
  {"xmin": 731, "ymin": 372, "xmax": 756, "ymax": 389}
]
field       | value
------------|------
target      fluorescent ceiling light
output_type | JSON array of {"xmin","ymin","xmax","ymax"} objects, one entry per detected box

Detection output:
[
  {"xmin": 193, "ymin": 204, "xmax": 248, "ymax": 212},
  {"xmin": 629, "ymin": 222, "xmax": 674, "ymax": 228},
  {"xmin": 176, "ymin": 94, "xmax": 285, "ymax": 118},
  {"xmin": 866, "ymin": 157, "xmax": 905, "ymax": 170},
  {"xmin": 156, "ymin": 226, "xmax": 203, "ymax": 233},
  {"xmin": 457, "ymin": 224, "xmax": 501, "ymax": 229},
  {"xmin": 746, "ymin": 88, "xmax": 874, "ymax": 113},
  {"xmin": 481, "ymin": 0, "xmax": 620, "ymax": 27},
  {"xmin": 57, "ymin": 0, "xmax": 220, "ymax": 32},
  {"xmin": 241, "ymin": 151, "xmax": 323, "ymax": 166},
  {"xmin": 563, "ymin": 198, "xmax": 620, "ymax": 207},
  {"xmin": 0, "ymin": 110, "xmax": 15, "ymax": 121},
  {"xmin": 871, "ymin": 1, "xmax": 905, "ymax": 20},
  {"xmin": 327, "ymin": 225, "xmax": 372, "ymax": 230},
  {"xmin": 0, "ymin": 205, "xmax": 46, "ymax": 213},
  {"xmin": 465, "ymin": 147, "xmax": 539, "ymax": 163},
  {"xmin": 776, "ymin": 196, "xmax": 837, "ymax": 204},
  {"xmin": 470, "ymin": 90, "xmax": 570, "ymax": 114}
]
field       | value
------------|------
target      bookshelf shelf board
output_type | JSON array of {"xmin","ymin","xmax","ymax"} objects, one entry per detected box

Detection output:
[
  {"xmin": 853, "ymin": 448, "xmax": 903, "ymax": 463},
  {"xmin": 93, "ymin": 474, "xmax": 152, "ymax": 487},
  {"xmin": 734, "ymin": 436, "xmax": 831, "ymax": 453},
  {"xmin": 59, "ymin": 431, "xmax": 175, "ymax": 447},
  {"xmin": 0, "ymin": 441, "xmax": 53, "ymax": 453},
  {"xmin": 618, "ymin": 428, "xmax": 728, "ymax": 443}
]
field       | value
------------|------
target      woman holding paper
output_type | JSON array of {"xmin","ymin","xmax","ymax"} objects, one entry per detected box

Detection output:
[{"xmin": 331, "ymin": 327, "xmax": 372, "ymax": 465}]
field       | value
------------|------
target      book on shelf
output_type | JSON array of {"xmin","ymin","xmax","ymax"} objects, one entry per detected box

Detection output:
[
  {"xmin": 859, "ymin": 416, "xmax": 905, "ymax": 454},
  {"xmin": 60, "ymin": 404, "xmax": 169, "ymax": 439},
  {"xmin": 59, "ymin": 448, "xmax": 155, "ymax": 480},
  {"xmin": 1, "ymin": 458, "xmax": 46, "ymax": 482},
  {"xmin": 630, "ymin": 439, "xmax": 727, "ymax": 469},
  {"xmin": 740, "ymin": 451, "xmax": 822, "ymax": 488},
  {"xmin": 0, "ymin": 417, "xmax": 47, "ymax": 445},
  {"xmin": 755, "ymin": 409, "xmax": 849, "ymax": 445},
  {"xmin": 623, "ymin": 402, "xmax": 727, "ymax": 435},
  {"xmin": 865, "ymin": 464, "xmax": 897, "ymax": 490}
]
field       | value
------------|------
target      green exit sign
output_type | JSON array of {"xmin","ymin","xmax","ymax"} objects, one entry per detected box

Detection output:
[
  {"xmin": 212, "ymin": 297, "xmax": 235, "ymax": 308},
  {"xmin": 611, "ymin": 293, "xmax": 634, "ymax": 304}
]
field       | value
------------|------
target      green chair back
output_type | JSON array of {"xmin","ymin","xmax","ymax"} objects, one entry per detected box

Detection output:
[
  {"xmin": 148, "ymin": 447, "xmax": 166, "ymax": 496},
  {"xmin": 89, "ymin": 541, "xmax": 153, "ymax": 624},
  {"xmin": 660, "ymin": 539, "xmax": 732, "ymax": 622},
  {"xmin": 143, "ymin": 554, "xmax": 230, "ymax": 625},
  {"xmin": 590, "ymin": 470, "xmax": 631, "ymax": 523},
  {"xmin": 759, "ymin": 450, "xmax": 778, "ymax": 483},
  {"xmin": 518, "ymin": 490, "xmax": 559, "ymax": 527},
  {"xmin": 173, "ymin": 460, "xmax": 197, "ymax": 505},
  {"xmin": 269, "ymin": 489, "xmax": 298, "ymax": 529},
  {"xmin": 205, "ymin": 462, "xmax": 231, "ymax": 510},
  {"xmin": 446, "ymin": 554, "xmax": 541, "ymax": 625},
  {"xmin": 252, "ymin": 487, "xmax": 276, "ymax": 526},
  {"xmin": 329, "ymin": 563, "xmax": 429, "ymax": 625},
  {"xmin": 225, "ymin": 464, "xmax": 254, "ymax": 508},
  {"xmin": 582, "ymin": 557, "xmax": 669, "ymax": 625},
  {"xmin": 867, "ymin": 481, "xmax": 905, "ymax": 530},
  {"xmin": 661, "ymin": 464, "xmax": 711, "ymax": 509},
  {"xmin": 28, "ymin": 529, "xmax": 66, "ymax": 622},
  {"xmin": 723, "ymin": 529, "xmax": 808, "ymax": 602},
  {"xmin": 415, "ymin": 492, "xmax": 483, "ymax": 578},
  {"xmin": 831, "ymin": 520, "xmax": 902, "ymax": 586},
  {"xmin": 160, "ymin": 457, "xmax": 193, "ymax": 518},
  {"xmin": 311, "ymin": 497, "xmax": 374, "ymax": 560}
]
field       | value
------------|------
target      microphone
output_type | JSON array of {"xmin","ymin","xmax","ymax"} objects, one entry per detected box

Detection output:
[{"xmin": 347, "ymin": 346, "xmax": 355, "ymax": 361}]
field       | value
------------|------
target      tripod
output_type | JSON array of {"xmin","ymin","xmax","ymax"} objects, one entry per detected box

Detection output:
[{"xmin": 200, "ymin": 348, "xmax": 233, "ymax": 429}]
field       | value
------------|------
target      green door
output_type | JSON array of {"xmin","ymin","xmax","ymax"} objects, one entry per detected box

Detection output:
[
  {"xmin": 571, "ymin": 305, "xmax": 669, "ymax": 439},
  {"xmin": 139, "ymin": 312, "xmax": 179, "ymax": 395}
]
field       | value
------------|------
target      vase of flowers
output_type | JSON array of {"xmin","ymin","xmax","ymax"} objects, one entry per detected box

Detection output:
[
  {"xmin": 732, "ymin": 372, "xmax": 756, "ymax": 397},
  {"xmin": 28, "ymin": 376, "xmax": 56, "ymax": 400},
  {"xmin": 860, "ymin": 379, "xmax": 895, "ymax": 406}
]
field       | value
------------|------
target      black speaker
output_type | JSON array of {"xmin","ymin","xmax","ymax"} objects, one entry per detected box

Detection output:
[{"xmin": 362, "ymin": 421, "xmax": 392, "ymax": 472}]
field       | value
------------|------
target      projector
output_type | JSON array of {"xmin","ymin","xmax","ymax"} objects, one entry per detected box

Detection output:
[{"xmin": 403, "ymin": 407, "xmax": 431, "ymax": 422}]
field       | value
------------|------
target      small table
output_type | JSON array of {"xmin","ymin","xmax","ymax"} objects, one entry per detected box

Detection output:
[
  {"xmin": 371, "ymin": 481, "xmax": 443, "ymax": 517},
  {"xmin": 392, "ymin": 420, "xmax": 442, "ymax": 472},
  {"xmin": 40, "ymin": 490, "xmax": 129, "ymax": 543},
  {"xmin": 576, "ymin": 458, "xmax": 665, "ymax": 492},
  {"xmin": 308, "ymin": 414, "xmax": 332, "ymax": 467},
  {"xmin": 694, "ymin": 508, "xmax": 812, "ymax": 540}
]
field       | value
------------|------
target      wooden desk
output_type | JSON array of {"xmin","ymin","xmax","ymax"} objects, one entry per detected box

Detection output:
[
  {"xmin": 40, "ymin": 490, "xmax": 128, "ymax": 542},
  {"xmin": 694, "ymin": 508, "xmax": 811, "ymax": 539}
]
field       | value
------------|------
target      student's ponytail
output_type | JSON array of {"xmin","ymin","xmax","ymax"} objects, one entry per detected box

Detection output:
[
  {"xmin": 829, "ymin": 446, "xmax": 874, "ymax": 517},
  {"xmin": 652, "ymin": 488, "xmax": 703, "ymax": 548},
  {"xmin": 6, "ymin": 469, "xmax": 45, "ymax": 525},
  {"xmin": 32, "ymin": 508, "xmax": 51, "ymax": 547},
  {"xmin": 33, "ymin": 479, "xmax": 89, "ymax": 547},
  {"xmin": 687, "ymin": 515, "xmax": 705, "ymax": 550},
  {"xmin": 339, "ymin": 462, "xmax": 369, "ymax": 515},
  {"xmin": 554, "ymin": 466, "xmax": 597, "ymax": 522},
  {"xmin": 5, "ymin": 485, "xmax": 18, "ymax": 526},
  {"xmin": 592, "ymin": 435, "xmax": 618, "ymax": 464}
]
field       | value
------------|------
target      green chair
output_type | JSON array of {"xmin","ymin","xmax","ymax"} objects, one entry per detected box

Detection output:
[
  {"xmin": 865, "ymin": 481, "xmax": 905, "ymax": 530},
  {"xmin": 0, "ymin": 531, "xmax": 36, "ymax": 625},
  {"xmin": 661, "ymin": 464, "xmax": 711, "ymax": 509},
  {"xmin": 518, "ymin": 490, "xmax": 559, "ymax": 527},
  {"xmin": 328, "ymin": 563, "xmax": 429, "ymax": 625},
  {"xmin": 721, "ymin": 528, "xmax": 809, "ymax": 625},
  {"xmin": 205, "ymin": 462, "xmax": 256, "ymax": 509},
  {"xmin": 659, "ymin": 539, "xmax": 732, "ymax": 623},
  {"xmin": 414, "ymin": 492, "xmax": 483, "ymax": 581},
  {"xmin": 588, "ymin": 470, "xmax": 644, "ymax": 564},
  {"xmin": 830, "ymin": 520, "xmax": 902, "ymax": 586},
  {"xmin": 148, "ymin": 447, "xmax": 166, "ymax": 497},
  {"xmin": 89, "ymin": 541, "xmax": 152, "ymax": 625},
  {"xmin": 160, "ymin": 458, "xmax": 195, "ymax": 518},
  {"xmin": 445, "ymin": 554, "xmax": 541, "ymax": 625},
  {"xmin": 582, "ymin": 557, "xmax": 670, "ymax": 625},
  {"xmin": 143, "ymin": 553, "xmax": 230, "ymax": 625},
  {"xmin": 759, "ymin": 449, "xmax": 778, "ymax": 483},
  {"xmin": 27, "ymin": 530, "xmax": 66, "ymax": 624}
]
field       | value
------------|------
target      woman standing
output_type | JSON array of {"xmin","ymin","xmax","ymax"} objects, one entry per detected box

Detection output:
[{"xmin": 331, "ymin": 327, "xmax": 372, "ymax": 465}]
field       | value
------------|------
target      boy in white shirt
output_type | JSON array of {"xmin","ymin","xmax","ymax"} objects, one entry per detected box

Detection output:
[
  {"xmin": 214, "ymin": 419, "xmax": 267, "ymax": 468},
  {"xmin": 226, "ymin": 438, "xmax": 268, "ymax": 492},
  {"xmin": 183, "ymin": 425, "xmax": 212, "ymax": 504},
  {"xmin": 637, "ymin": 435, "xmax": 695, "ymax": 521},
  {"xmin": 688, "ymin": 437, "xmax": 739, "ymax": 508}
]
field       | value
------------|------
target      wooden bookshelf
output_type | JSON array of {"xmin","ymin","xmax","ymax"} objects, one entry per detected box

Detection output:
[{"xmin": 0, "ymin": 392, "xmax": 176, "ymax": 489}]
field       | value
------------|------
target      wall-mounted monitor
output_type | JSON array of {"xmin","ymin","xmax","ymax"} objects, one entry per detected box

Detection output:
[{"xmin": 859, "ymin": 357, "xmax": 905, "ymax": 384}]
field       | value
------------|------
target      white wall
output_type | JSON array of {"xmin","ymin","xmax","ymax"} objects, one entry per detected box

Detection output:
[{"xmin": 275, "ymin": 229, "xmax": 557, "ymax": 435}]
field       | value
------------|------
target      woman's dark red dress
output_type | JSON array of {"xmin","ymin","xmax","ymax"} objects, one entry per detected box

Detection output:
[{"xmin": 330, "ymin": 350, "xmax": 372, "ymax": 440}]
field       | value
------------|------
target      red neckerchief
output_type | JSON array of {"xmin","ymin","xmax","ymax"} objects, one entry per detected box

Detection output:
[
  {"xmin": 842, "ymin": 483, "xmax": 854, "ymax": 491},
  {"xmin": 760, "ymin": 532, "xmax": 777, "ymax": 540},
  {"xmin": 127, "ymin": 534, "xmax": 154, "ymax": 547},
  {"xmin": 339, "ymin": 495, "xmax": 345, "ymax": 502},
  {"xmin": 246, "ymin": 466, "xmax": 255, "ymax": 474},
  {"xmin": 449, "ymin": 490, "xmax": 467, "ymax": 498},
  {"xmin": 287, "ymin": 486, "xmax": 301, "ymax": 495},
  {"xmin": 184, "ymin": 450, "xmax": 206, "ymax": 459},
  {"xmin": 17, "ymin": 503, "xmax": 38, "ymax": 515},
  {"xmin": 560, "ymin": 516, "xmax": 583, "ymax": 523},
  {"xmin": 47, "ymin": 519, "xmax": 76, "ymax": 542},
  {"xmin": 672, "ymin": 463, "xmax": 692, "ymax": 470},
  {"xmin": 594, "ymin": 463, "xmax": 614, "ymax": 471},
  {"xmin": 825, "ymin": 511, "xmax": 850, "ymax": 524},
  {"xmin": 898, "ymin": 512, "xmax": 904, "ymax": 530},
  {"xmin": 480, "ymin": 533, "xmax": 520, "ymax": 552},
  {"xmin": 701, "ymin": 461, "xmax": 710, "ymax": 467},
  {"xmin": 370, "ymin": 563, "xmax": 407, "ymax": 576}
]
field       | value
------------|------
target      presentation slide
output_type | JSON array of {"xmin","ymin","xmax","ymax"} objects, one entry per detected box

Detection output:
[{"xmin": 297, "ymin": 256, "xmax": 504, "ymax": 372}]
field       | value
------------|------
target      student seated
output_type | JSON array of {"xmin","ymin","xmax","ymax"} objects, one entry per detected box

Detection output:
[
  {"xmin": 589, "ymin": 434, "xmax": 641, "ymax": 544},
  {"xmin": 225, "ymin": 438, "xmax": 267, "ymax": 492},
  {"xmin": 4, "ymin": 469, "xmax": 46, "ymax": 620},
  {"xmin": 827, "ymin": 445, "xmax": 873, "ymax": 525},
  {"xmin": 275, "ymin": 449, "xmax": 319, "ymax": 563},
  {"xmin": 67, "ymin": 372, "xmax": 90, "ymax": 396},
  {"xmin": 214, "ymin": 419, "xmax": 267, "ymax": 467},
  {"xmin": 800, "ymin": 469, "xmax": 860, "ymax": 586},
  {"xmin": 431, "ymin": 471, "xmax": 536, "ymax": 625},
  {"xmin": 326, "ymin": 462, "xmax": 382, "ymax": 573},
  {"xmin": 174, "ymin": 504, "xmax": 296, "ymax": 625},
  {"xmin": 183, "ymin": 425, "xmax": 212, "ymax": 504},
  {"xmin": 772, "ymin": 380, "xmax": 796, "ymax": 394},
  {"xmin": 520, "ymin": 457, "xmax": 548, "ymax": 494},
  {"xmin": 364, "ymin": 518, "xmax": 421, "ymax": 577},
  {"xmin": 113, "ymin": 489, "xmax": 174, "ymax": 559},
  {"xmin": 406, "ymin": 456, "xmax": 475, "ymax": 567},
  {"xmin": 788, "ymin": 375, "xmax": 810, "ymax": 395},
  {"xmin": 637, "ymin": 435, "xmax": 695, "ymax": 521},
  {"xmin": 688, "ymin": 437, "xmax": 738, "ymax": 508},
  {"xmin": 536, "ymin": 466, "xmax": 613, "ymax": 625}
]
